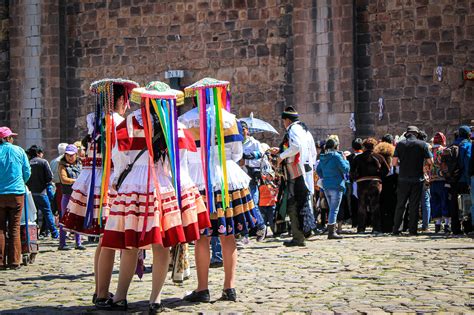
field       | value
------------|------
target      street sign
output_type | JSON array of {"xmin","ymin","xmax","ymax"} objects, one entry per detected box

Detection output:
[{"xmin": 165, "ymin": 70, "xmax": 184, "ymax": 79}]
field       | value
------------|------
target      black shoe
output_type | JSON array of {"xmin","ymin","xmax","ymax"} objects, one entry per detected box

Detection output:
[
  {"xmin": 409, "ymin": 232, "xmax": 418, "ymax": 236},
  {"xmin": 183, "ymin": 289, "xmax": 210, "ymax": 303},
  {"xmin": 58, "ymin": 245, "xmax": 72, "ymax": 251},
  {"xmin": 220, "ymin": 288, "xmax": 237, "ymax": 302},
  {"xmin": 435, "ymin": 224, "xmax": 441, "ymax": 233},
  {"xmin": 283, "ymin": 240, "xmax": 305, "ymax": 247},
  {"xmin": 149, "ymin": 303, "xmax": 164, "ymax": 314},
  {"xmin": 95, "ymin": 299, "xmax": 127, "ymax": 311},
  {"xmin": 95, "ymin": 298, "xmax": 112, "ymax": 309},
  {"xmin": 9, "ymin": 264, "xmax": 21, "ymax": 270},
  {"xmin": 93, "ymin": 292, "xmax": 113, "ymax": 304},
  {"xmin": 209, "ymin": 261, "xmax": 223, "ymax": 268}
]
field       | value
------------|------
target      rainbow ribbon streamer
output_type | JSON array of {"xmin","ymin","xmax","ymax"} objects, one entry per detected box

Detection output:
[{"xmin": 195, "ymin": 86, "xmax": 230, "ymax": 212}]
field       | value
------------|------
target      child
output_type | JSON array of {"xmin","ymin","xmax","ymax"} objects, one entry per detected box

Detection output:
[{"xmin": 259, "ymin": 172, "xmax": 279, "ymax": 236}]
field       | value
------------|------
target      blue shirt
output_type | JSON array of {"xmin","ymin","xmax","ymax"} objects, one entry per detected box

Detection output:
[
  {"xmin": 316, "ymin": 151, "xmax": 350, "ymax": 192},
  {"xmin": 0, "ymin": 142, "xmax": 31, "ymax": 195},
  {"xmin": 454, "ymin": 137, "xmax": 472, "ymax": 184}
]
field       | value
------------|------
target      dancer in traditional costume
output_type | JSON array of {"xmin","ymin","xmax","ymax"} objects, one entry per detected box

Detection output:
[
  {"xmin": 60, "ymin": 78, "xmax": 138, "ymax": 304},
  {"xmin": 98, "ymin": 83, "xmax": 196, "ymax": 313},
  {"xmin": 180, "ymin": 78, "xmax": 259, "ymax": 303}
]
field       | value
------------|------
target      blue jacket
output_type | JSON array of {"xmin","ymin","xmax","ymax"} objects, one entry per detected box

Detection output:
[
  {"xmin": 454, "ymin": 137, "xmax": 472, "ymax": 184},
  {"xmin": 0, "ymin": 142, "xmax": 31, "ymax": 195},
  {"xmin": 316, "ymin": 151, "xmax": 350, "ymax": 191}
]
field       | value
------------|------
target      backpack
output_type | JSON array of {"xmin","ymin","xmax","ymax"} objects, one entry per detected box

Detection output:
[{"xmin": 440, "ymin": 144, "xmax": 462, "ymax": 183}]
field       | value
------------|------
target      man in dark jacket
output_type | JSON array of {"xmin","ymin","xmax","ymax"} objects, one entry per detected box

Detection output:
[
  {"xmin": 26, "ymin": 145, "xmax": 58, "ymax": 239},
  {"xmin": 449, "ymin": 126, "xmax": 472, "ymax": 234},
  {"xmin": 352, "ymin": 138, "xmax": 390, "ymax": 233},
  {"xmin": 392, "ymin": 126, "xmax": 433, "ymax": 236}
]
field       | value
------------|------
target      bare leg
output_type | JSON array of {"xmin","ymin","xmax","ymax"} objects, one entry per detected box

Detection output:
[
  {"xmin": 219, "ymin": 234, "xmax": 237, "ymax": 290},
  {"xmin": 113, "ymin": 248, "xmax": 139, "ymax": 302},
  {"xmin": 149, "ymin": 244, "xmax": 170, "ymax": 304},
  {"xmin": 194, "ymin": 236, "xmax": 210, "ymax": 291},
  {"xmin": 94, "ymin": 243, "xmax": 101, "ymax": 294},
  {"xmin": 96, "ymin": 240, "xmax": 116, "ymax": 299}
]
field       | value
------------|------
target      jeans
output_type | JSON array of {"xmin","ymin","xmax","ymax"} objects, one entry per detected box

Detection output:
[
  {"xmin": 210, "ymin": 236, "xmax": 222, "ymax": 263},
  {"xmin": 430, "ymin": 181, "xmax": 449, "ymax": 219},
  {"xmin": 471, "ymin": 176, "xmax": 474, "ymax": 225},
  {"xmin": 325, "ymin": 189, "xmax": 344, "ymax": 225},
  {"xmin": 421, "ymin": 185, "xmax": 431, "ymax": 229},
  {"xmin": 59, "ymin": 194, "xmax": 81, "ymax": 248},
  {"xmin": 393, "ymin": 181, "xmax": 423, "ymax": 234},
  {"xmin": 249, "ymin": 182, "xmax": 265, "ymax": 230},
  {"xmin": 32, "ymin": 194, "xmax": 58, "ymax": 237},
  {"xmin": 260, "ymin": 205, "xmax": 276, "ymax": 234},
  {"xmin": 0, "ymin": 194, "xmax": 24, "ymax": 267}
]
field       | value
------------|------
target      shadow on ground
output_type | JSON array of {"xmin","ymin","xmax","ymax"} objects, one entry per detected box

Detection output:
[{"xmin": 1, "ymin": 298, "xmax": 188, "ymax": 315}]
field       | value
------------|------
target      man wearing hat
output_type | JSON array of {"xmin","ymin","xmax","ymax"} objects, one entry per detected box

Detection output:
[
  {"xmin": 0, "ymin": 127, "xmax": 31, "ymax": 269},
  {"xmin": 271, "ymin": 107, "xmax": 316, "ymax": 246},
  {"xmin": 392, "ymin": 126, "xmax": 433, "ymax": 235}
]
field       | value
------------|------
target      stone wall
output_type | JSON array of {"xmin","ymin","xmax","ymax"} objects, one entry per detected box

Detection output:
[
  {"xmin": 355, "ymin": 0, "xmax": 474, "ymax": 140},
  {"xmin": 8, "ymin": 0, "xmax": 62, "ymax": 157},
  {"xmin": 0, "ymin": 1, "xmax": 8, "ymax": 125},
  {"xmin": 2, "ymin": 0, "xmax": 473, "ymax": 157},
  {"xmin": 290, "ymin": 0, "xmax": 355, "ymax": 146},
  {"xmin": 64, "ymin": 0, "xmax": 292, "ymax": 146}
]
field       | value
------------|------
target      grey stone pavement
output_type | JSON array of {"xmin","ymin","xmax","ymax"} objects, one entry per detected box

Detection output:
[{"xmin": 1, "ymin": 228, "xmax": 473, "ymax": 314}]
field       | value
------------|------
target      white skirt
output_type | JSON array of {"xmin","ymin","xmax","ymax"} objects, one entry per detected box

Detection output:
[{"xmin": 188, "ymin": 159, "xmax": 251, "ymax": 192}]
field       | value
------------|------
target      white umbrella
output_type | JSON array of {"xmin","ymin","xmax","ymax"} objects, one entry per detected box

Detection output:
[{"xmin": 239, "ymin": 112, "xmax": 279, "ymax": 135}]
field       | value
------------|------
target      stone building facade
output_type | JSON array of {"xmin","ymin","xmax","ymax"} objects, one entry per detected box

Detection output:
[{"xmin": 0, "ymin": 0, "xmax": 473, "ymax": 158}]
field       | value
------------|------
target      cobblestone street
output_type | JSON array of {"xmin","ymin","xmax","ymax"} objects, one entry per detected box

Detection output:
[{"xmin": 1, "ymin": 230, "xmax": 473, "ymax": 314}]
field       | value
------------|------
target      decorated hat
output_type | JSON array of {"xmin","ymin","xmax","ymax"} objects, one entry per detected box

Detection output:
[
  {"xmin": 90, "ymin": 78, "xmax": 139, "ymax": 94},
  {"xmin": 184, "ymin": 77, "xmax": 230, "ymax": 97}
]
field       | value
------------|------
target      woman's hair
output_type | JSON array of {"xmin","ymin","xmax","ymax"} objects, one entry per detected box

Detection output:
[
  {"xmin": 113, "ymin": 84, "xmax": 125, "ymax": 109},
  {"xmin": 325, "ymin": 138, "xmax": 338, "ymax": 150},
  {"xmin": 362, "ymin": 138, "xmax": 378, "ymax": 151}
]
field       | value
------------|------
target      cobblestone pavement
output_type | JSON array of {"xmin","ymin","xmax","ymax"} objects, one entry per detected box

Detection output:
[{"xmin": 1, "ymin": 229, "xmax": 473, "ymax": 314}]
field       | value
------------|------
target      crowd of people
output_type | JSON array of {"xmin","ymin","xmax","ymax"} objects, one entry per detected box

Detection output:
[{"xmin": 0, "ymin": 77, "xmax": 473, "ymax": 314}]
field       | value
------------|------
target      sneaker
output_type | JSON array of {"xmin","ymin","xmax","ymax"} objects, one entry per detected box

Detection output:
[
  {"xmin": 236, "ymin": 236, "xmax": 250, "ymax": 249},
  {"xmin": 75, "ymin": 245, "xmax": 86, "ymax": 250},
  {"xmin": 51, "ymin": 233, "xmax": 59, "ymax": 240},
  {"xmin": 219, "ymin": 288, "xmax": 237, "ymax": 302},
  {"xmin": 183, "ymin": 289, "xmax": 210, "ymax": 303},
  {"xmin": 209, "ymin": 261, "xmax": 223, "ymax": 268},
  {"xmin": 58, "ymin": 245, "xmax": 72, "ymax": 251},
  {"xmin": 444, "ymin": 224, "xmax": 451, "ymax": 234},
  {"xmin": 256, "ymin": 227, "xmax": 266, "ymax": 242},
  {"xmin": 435, "ymin": 224, "xmax": 441, "ymax": 233}
]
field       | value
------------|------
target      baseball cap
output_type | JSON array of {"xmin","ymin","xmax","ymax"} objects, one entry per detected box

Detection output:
[
  {"xmin": 64, "ymin": 144, "xmax": 78, "ymax": 155},
  {"xmin": 0, "ymin": 127, "xmax": 18, "ymax": 138}
]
